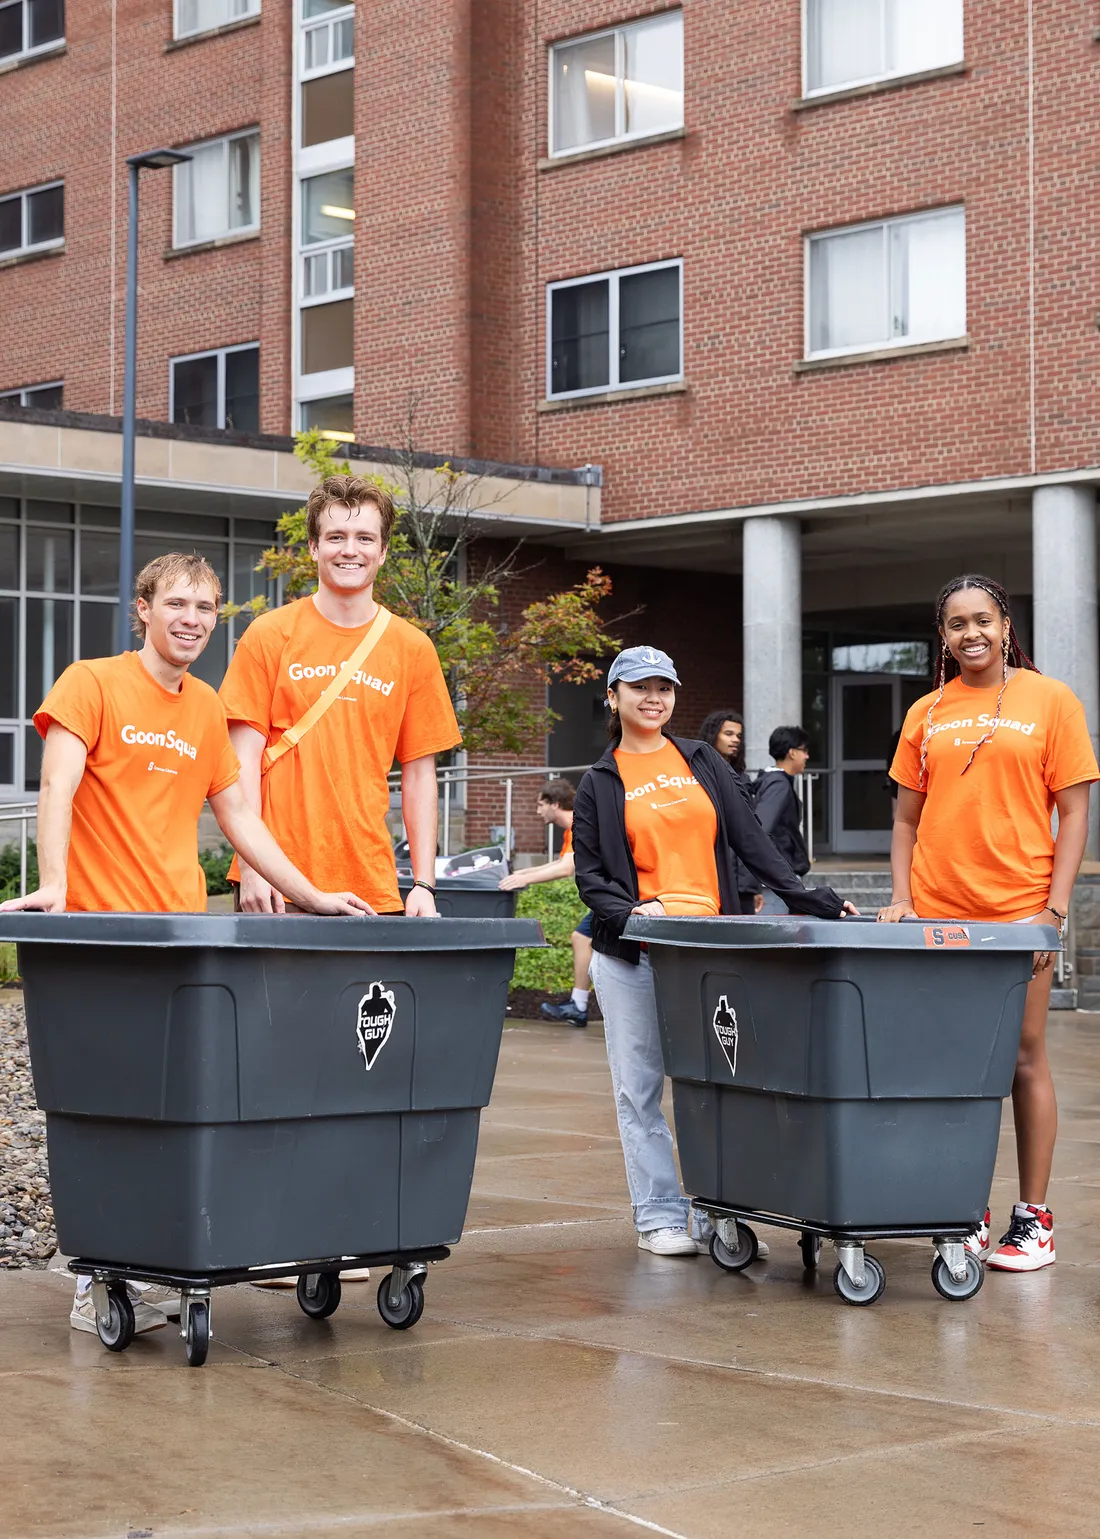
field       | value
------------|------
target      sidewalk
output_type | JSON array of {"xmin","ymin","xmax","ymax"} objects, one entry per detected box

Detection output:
[{"xmin": 3, "ymin": 1011, "xmax": 1099, "ymax": 1538}]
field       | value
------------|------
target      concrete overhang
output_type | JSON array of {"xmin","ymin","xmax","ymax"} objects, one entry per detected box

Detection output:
[{"xmin": 0, "ymin": 406, "xmax": 602, "ymax": 536}]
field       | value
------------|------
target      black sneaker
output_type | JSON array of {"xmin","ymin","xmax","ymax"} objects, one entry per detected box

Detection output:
[{"xmin": 540, "ymin": 999, "xmax": 588, "ymax": 1028}]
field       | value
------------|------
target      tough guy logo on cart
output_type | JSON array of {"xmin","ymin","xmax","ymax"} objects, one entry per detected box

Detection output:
[
  {"xmin": 712, "ymin": 995, "xmax": 738, "ymax": 1076},
  {"xmin": 355, "ymin": 982, "xmax": 396, "ymax": 1071}
]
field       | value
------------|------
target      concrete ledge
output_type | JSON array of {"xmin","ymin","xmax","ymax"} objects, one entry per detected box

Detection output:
[
  {"xmin": 792, "ymin": 61, "xmax": 968, "ymax": 111},
  {"xmin": 164, "ymin": 230, "xmax": 261, "ymax": 262},
  {"xmin": 0, "ymin": 41, "xmax": 66, "ymax": 75},
  {"xmin": 164, "ymin": 13, "xmax": 261, "ymax": 50},
  {"xmin": 538, "ymin": 127, "xmax": 687, "ymax": 171},
  {"xmin": 795, "ymin": 337, "xmax": 969, "ymax": 373},
  {"xmin": 538, "ymin": 381, "xmax": 688, "ymax": 413},
  {"xmin": 0, "ymin": 243, "xmax": 65, "ymax": 272}
]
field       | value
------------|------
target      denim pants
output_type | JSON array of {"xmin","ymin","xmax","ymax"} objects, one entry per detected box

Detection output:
[{"xmin": 590, "ymin": 949, "xmax": 691, "ymax": 1234}]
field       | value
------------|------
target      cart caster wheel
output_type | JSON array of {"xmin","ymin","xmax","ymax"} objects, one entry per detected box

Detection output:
[
  {"xmin": 297, "ymin": 1271, "xmax": 342, "ymax": 1320},
  {"xmin": 184, "ymin": 1299, "xmax": 210, "ymax": 1367},
  {"xmin": 931, "ymin": 1253, "xmax": 985, "ymax": 1302},
  {"xmin": 833, "ymin": 1254, "xmax": 886, "ymax": 1307},
  {"xmin": 97, "ymin": 1285, "xmax": 136, "ymax": 1352},
  {"xmin": 799, "ymin": 1232, "xmax": 822, "ymax": 1271},
  {"xmin": 709, "ymin": 1224, "xmax": 758, "ymax": 1273},
  {"xmin": 377, "ymin": 1274, "xmax": 425, "ymax": 1330}
]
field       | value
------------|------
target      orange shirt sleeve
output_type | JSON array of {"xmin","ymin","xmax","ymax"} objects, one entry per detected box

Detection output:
[
  {"xmin": 207, "ymin": 704, "xmax": 241, "ymax": 797},
  {"xmin": 34, "ymin": 662, "xmax": 104, "ymax": 750},
  {"xmin": 1044, "ymin": 688, "xmax": 1100, "ymax": 792},
  {"xmin": 219, "ymin": 620, "xmax": 278, "ymax": 738},
  {"xmin": 395, "ymin": 631, "xmax": 462, "ymax": 763},
  {"xmin": 560, "ymin": 827, "xmax": 573, "ymax": 856},
  {"xmin": 890, "ymin": 701, "xmax": 926, "ymax": 793}
]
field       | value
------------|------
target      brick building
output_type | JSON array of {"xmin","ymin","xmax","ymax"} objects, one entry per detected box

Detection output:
[{"xmin": 1, "ymin": 1, "xmax": 1098, "ymax": 856}]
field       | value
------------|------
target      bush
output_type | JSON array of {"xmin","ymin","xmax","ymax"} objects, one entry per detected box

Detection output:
[
  {"xmin": 199, "ymin": 843, "xmax": 234, "ymax": 896},
  {"xmin": 0, "ymin": 840, "xmax": 38, "ymax": 904},
  {"xmin": 511, "ymin": 878, "xmax": 586, "ymax": 995}
]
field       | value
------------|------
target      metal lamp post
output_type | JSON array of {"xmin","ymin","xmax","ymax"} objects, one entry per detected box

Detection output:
[{"xmin": 117, "ymin": 148, "xmax": 192, "ymax": 653}]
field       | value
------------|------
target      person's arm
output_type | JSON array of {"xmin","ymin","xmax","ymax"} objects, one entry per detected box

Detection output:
[
  {"xmin": 1029, "ymin": 781, "xmax": 1094, "ymax": 970},
  {"xmin": 228, "ymin": 723, "xmax": 285, "ymax": 914},
  {"xmin": 572, "ymin": 777, "xmax": 638, "ymax": 936},
  {"xmin": 0, "ymin": 725, "xmax": 87, "ymax": 912},
  {"xmin": 401, "ymin": 754, "xmax": 439, "ymax": 917},
  {"xmin": 877, "ymin": 786, "xmax": 924, "ymax": 921},
  {"xmin": 499, "ymin": 852, "xmax": 574, "ymax": 891},
  {"xmin": 208, "ymin": 781, "xmax": 374, "ymax": 916}
]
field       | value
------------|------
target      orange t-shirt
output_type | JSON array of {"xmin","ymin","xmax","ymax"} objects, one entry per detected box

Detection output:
[
  {"xmin": 615, "ymin": 739, "xmax": 720, "ymax": 916},
  {"xmin": 560, "ymin": 826, "xmax": 573, "ymax": 856},
  {"xmin": 34, "ymin": 651, "xmax": 240, "ymax": 912},
  {"xmin": 219, "ymin": 597, "xmax": 462, "ymax": 910},
  {"xmin": 891, "ymin": 670, "xmax": 1099, "ymax": 921}
]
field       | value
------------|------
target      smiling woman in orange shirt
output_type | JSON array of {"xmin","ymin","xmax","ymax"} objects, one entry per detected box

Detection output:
[{"xmin": 882, "ymin": 573, "xmax": 1099, "ymax": 1274}]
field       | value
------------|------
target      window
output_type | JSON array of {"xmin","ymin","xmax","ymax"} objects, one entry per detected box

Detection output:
[
  {"xmin": 300, "ymin": 393, "xmax": 353, "ymax": 437},
  {"xmin": 0, "ymin": 0, "xmax": 64, "ymax": 64},
  {"xmin": 173, "ymin": 130, "xmax": 259, "ymax": 247},
  {"xmin": 550, "ymin": 11, "xmax": 683, "ymax": 157},
  {"xmin": 547, "ymin": 261, "xmax": 682, "ymax": 398},
  {"xmin": 301, "ymin": 0, "xmax": 352, "ymax": 75},
  {"xmin": 174, "ymin": 0, "xmax": 258, "ymax": 40},
  {"xmin": 301, "ymin": 68, "xmax": 354, "ymax": 146},
  {"xmin": 300, "ymin": 166, "xmax": 354, "ymax": 299},
  {"xmin": 0, "ymin": 382, "xmax": 62, "ymax": 409},
  {"xmin": 805, "ymin": 0, "xmax": 963, "ymax": 96},
  {"xmin": 170, "ymin": 344, "xmax": 259, "ymax": 432},
  {"xmin": 301, "ymin": 299, "xmax": 353, "ymax": 375},
  {"xmin": 806, "ymin": 208, "xmax": 965, "ymax": 358},
  {"xmin": 0, "ymin": 181, "xmax": 63, "ymax": 258}
]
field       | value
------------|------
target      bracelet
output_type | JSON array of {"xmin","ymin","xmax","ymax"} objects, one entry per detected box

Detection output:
[
  {"xmin": 1047, "ymin": 904, "xmax": 1067, "ymax": 922},
  {"xmin": 411, "ymin": 878, "xmax": 437, "ymax": 896}
]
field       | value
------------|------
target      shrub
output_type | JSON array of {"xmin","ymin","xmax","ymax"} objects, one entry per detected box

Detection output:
[
  {"xmin": 0, "ymin": 840, "xmax": 38, "ymax": 904},
  {"xmin": 199, "ymin": 843, "xmax": 234, "ymax": 896},
  {"xmin": 511, "ymin": 878, "xmax": 586, "ymax": 995}
]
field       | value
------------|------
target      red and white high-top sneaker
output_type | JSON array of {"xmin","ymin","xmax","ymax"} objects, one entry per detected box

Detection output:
[
  {"xmin": 965, "ymin": 1209, "xmax": 991, "ymax": 1261},
  {"xmin": 986, "ymin": 1204, "xmax": 1055, "ymax": 1272}
]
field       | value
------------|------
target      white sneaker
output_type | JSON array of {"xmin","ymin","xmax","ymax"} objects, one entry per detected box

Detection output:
[
  {"xmin": 638, "ymin": 1227, "xmax": 698, "ymax": 1256},
  {"xmin": 70, "ymin": 1287, "xmax": 166, "ymax": 1335},
  {"xmin": 965, "ymin": 1208, "xmax": 992, "ymax": 1261},
  {"xmin": 338, "ymin": 1267, "xmax": 371, "ymax": 1282},
  {"xmin": 130, "ymin": 1282, "xmax": 182, "ymax": 1319}
]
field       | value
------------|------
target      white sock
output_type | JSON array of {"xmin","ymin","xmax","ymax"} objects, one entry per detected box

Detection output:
[
  {"xmin": 1015, "ymin": 1201, "xmax": 1049, "ymax": 1215},
  {"xmin": 571, "ymin": 988, "xmax": 590, "ymax": 1010}
]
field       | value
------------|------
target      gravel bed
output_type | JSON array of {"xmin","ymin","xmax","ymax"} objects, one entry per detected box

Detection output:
[{"xmin": 0, "ymin": 993, "xmax": 54, "ymax": 1268}]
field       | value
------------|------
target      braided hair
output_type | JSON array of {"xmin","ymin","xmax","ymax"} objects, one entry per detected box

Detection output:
[{"xmin": 918, "ymin": 574, "xmax": 1040, "ymax": 787}]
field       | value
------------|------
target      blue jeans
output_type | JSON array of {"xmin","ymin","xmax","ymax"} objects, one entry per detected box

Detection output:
[{"xmin": 590, "ymin": 949, "xmax": 692, "ymax": 1235}]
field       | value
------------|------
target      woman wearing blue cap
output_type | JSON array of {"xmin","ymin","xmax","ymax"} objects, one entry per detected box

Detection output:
[{"xmin": 572, "ymin": 646, "xmax": 851, "ymax": 1257}]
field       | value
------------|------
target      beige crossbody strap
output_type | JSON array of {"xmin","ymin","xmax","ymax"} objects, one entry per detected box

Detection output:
[{"xmin": 261, "ymin": 607, "xmax": 392, "ymax": 775}]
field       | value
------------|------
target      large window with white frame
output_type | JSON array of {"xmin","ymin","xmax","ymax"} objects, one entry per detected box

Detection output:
[
  {"xmin": 300, "ymin": 0, "xmax": 352, "ymax": 74},
  {"xmin": 0, "ymin": 382, "xmax": 62, "ymax": 409},
  {"xmin": 806, "ymin": 207, "xmax": 966, "ymax": 359},
  {"xmin": 174, "ymin": 0, "xmax": 258, "ymax": 40},
  {"xmin": 550, "ymin": 10, "xmax": 683, "ymax": 157},
  {"xmin": 173, "ymin": 130, "xmax": 259, "ymax": 248},
  {"xmin": 804, "ymin": 0, "xmax": 963, "ymax": 97},
  {"xmin": 0, "ymin": 181, "xmax": 63, "ymax": 260},
  {"xmin": 300, "ymin": 165, "xmax": 354, "ymax": 300},
  {"xmin": 170, "ymin": 344, "xmax": 259, "ymax": 433},
  {"xmin": 547, "ymin": 260, "xmax": 683, "ymax": 399},
  {"xmin": 0, "ymin": 0, "xmax": 64, "ymax": 65}
]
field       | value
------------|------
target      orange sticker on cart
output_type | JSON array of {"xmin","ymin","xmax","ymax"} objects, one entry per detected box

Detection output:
[{"xmin": 923, "ymin": 925, "xmax": 971, "ymax": 949}]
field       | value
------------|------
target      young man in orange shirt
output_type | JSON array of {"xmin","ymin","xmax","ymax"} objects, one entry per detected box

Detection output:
[
  {"xmin": 1, "ymin": 551, "xmax": 372, "ymax": 1332},
  {"xmin": 219, "ymin": 474, "xmax": 461, "ymax": 919}
]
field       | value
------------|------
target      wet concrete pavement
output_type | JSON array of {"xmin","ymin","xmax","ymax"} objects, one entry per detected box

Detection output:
[{"xmin": 3, "ymin": 1010, "xmax": 1099, "ymax": 1538}]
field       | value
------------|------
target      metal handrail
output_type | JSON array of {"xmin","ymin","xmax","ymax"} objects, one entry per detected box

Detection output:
[{"xmin": 0, "ymin": 802, "xmax": 37, "ymax": 898}]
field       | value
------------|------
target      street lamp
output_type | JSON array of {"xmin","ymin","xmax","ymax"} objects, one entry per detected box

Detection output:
[{"xmin": 117, "ymin": 148, "xmax": 192, "ymax": 653}]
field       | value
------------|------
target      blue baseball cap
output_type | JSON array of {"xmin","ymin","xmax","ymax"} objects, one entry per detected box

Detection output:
[{"xmin": 608, "ymin": 646, "xmax": 680, "ymax": 687}]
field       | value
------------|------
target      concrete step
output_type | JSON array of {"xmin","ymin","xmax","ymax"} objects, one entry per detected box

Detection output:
[{"xmin": 807, "ymin": 868, "xmax": 892, "ymax": 912}]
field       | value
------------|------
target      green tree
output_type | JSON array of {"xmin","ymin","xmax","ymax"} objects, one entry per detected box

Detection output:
[{"xmin": 223, "ymin": 424, "xmax": 623, "ymax": 754}]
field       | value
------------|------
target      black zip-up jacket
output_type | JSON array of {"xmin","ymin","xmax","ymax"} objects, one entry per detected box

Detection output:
[
  {"xmin": 573, "ymin": 736, "xmax": 843, "ymax": 964},
  {"xmin": 754, "ymin": 768, "xmax": 811, "ymax": 876}
]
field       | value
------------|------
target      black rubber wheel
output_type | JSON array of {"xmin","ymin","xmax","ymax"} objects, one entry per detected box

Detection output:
[
  {"xmin": 709, "ymin": 1224, "xmax": 758, "ymax": 1273},
  {"xmin": 800, "ymin": 1232, "xmax": 822, "ymax": 1271},
  {"xmin": 297, "ymin": 1271, "xmax": 342, "ymax": 1320},
  {"xmin": 96, "ymin": 1285, "xmax": 136, "ymax": 1352},
  {"xmin": 931, "ymin": 1253, "xmax": 985, "ymax": 1302},
  {"xmin": 185, "ymin": 1299, "xmax": 210, "ymax": 1367},
  {"xmin": 376, "ymin": 1274, "xmax": 425, "ymax": 1330},
  {"xmin": 832, "ymin": 1254, "xmax": 886, "ymax": 1307}
]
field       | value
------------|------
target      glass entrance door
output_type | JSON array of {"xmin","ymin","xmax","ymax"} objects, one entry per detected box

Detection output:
[{"xmin": 830, "ymin": 675, "xmax": 900, "ymax": 854}]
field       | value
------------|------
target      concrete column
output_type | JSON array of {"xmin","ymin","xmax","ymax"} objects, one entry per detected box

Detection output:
[
  {"xmin": 1032, "ymin": 484, "xmax": 1100, "ymax": 856},
  {"xmin": 743, "ymin": 515, "xmax": 802, "ymax": 772}
]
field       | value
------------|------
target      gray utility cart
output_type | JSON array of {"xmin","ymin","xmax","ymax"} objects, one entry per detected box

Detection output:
[
  {"xmin": 397, "ymin": 871, "xmax": 518, "ymax": 920},
  {"xmin": 624, "ymin": 913, "xmax": 1055, "ymax": 1307},
  {"xmin": 1, "ymin": 912, "xmax": 541, "ymax": 1363}
]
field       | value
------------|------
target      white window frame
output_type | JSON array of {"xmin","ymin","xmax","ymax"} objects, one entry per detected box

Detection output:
[
  {"xmin": 169, "ymin": 342, "xmax": 259, "ymax": 430},
  {"xmin": 173, "ymin": 0, "xmax": 260, "ymax": 42},
  {"xmin": 548, "ymin": 10, "xmax": 684, "ymax": 159},
  {"xmin": 298, "ymin": 158, "xmax": 354, "ymax": 305},
  {"xmin": 0, "ymin": 381, "xmax": 63, "ymax": 407},
  {"xmin": 300, "ymin": 1, "xmax": 353, "ymax": 80},
  {"xmin": 0, "ymin": 0, "xmax": 66, "ymax": 66},
  {"xmin": 0, "ymin": 179, "xmax": 64, "ymax": 260},
  {"xmin": 803, "ymin": 206, "xmax": 966, "ymax": 361},
  {"xmin": 800, "ymin": 0, "xmax": 964, "ymax": 99},
  {"xmin": 545, "ymin": 258, "xmax": 683, "ymax": 401},
  {"xmin": 172, "ymin": 129, "xmax": 260, "ymax": 250}
]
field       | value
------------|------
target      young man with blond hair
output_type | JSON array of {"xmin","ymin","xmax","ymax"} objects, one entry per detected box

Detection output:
[
  {"xmin": 2, "ymin": 551, "xmax": 372, "ymax": 1332},
  {"xmin": 220, "ymin": 474, "xmax": 461, "ymax": 919}
]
